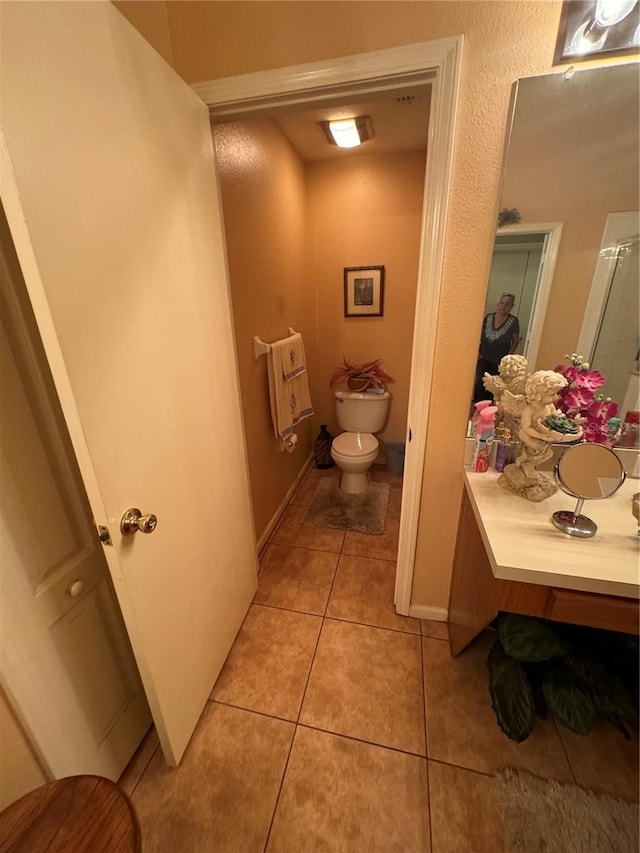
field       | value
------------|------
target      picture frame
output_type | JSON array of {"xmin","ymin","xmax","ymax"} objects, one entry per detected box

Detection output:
[
  {"xmin": 343, "ymin": 266, "xmax": 385, "ymax": 317},
  {"xmin": 554, "ymin": 0, "xmax": 639, "ymax": 64}
]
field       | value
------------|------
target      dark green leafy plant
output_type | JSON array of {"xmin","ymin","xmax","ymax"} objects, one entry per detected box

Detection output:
[{"xmin": 487, "ymin": 613, "xmax": 639, "ymax": 742}]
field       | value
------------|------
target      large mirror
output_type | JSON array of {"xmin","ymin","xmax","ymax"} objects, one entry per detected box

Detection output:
[{"xmin": 473, "ymin": 63, "xmax": 639, "ymax": 425}]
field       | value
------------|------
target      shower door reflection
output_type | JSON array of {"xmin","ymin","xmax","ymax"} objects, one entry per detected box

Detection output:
[{"xmin": 590, "ymin": 235, "xmax": 639, "ymax": 421}]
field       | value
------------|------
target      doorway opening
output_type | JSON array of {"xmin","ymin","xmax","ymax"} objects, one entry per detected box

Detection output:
[
  {"xmin": 194, "ymin": 39, "xmax": 462, "ymax": 617},
  {"xmin": 482, "ymin": 222, "xmax": 563, "ymax": 372}
]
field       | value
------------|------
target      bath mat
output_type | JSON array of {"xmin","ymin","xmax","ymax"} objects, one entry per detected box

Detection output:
[
  {"xmin": 495, "ymin": 768, "xmax": 639, "ymax": 853},
  {"xmin": 303, "ymin": 478, "xmax": 389, "ymax": 535}
]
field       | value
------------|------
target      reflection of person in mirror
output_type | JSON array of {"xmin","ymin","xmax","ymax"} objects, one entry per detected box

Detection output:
[
  {"xmin": 473, "ymin": 293, "xmax": 520, "ymax": 403},
  {"xmin": 354, "ymin": 277, "xmax": 374, "ymax": 306}
]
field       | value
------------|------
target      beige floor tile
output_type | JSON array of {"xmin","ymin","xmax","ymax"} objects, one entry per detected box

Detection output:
[
  {"xmin": 118, "ymin": 726, "xmax": 159, "ymax": 796},
  {"xmin": 428, "ymin": 761, "xmax": 504, "ymax": 853},
  {"xmin": 255, "ymin": 544, "xmax": 339, "ymax": 615},
  {"xmin": 211, "ymin": 604, "xmax": 322, "ymax": 720},
  {"xmin": 327, "ymin": 554, "xmax": 421, "ymax": 634},
  {"xmin": 272, "ymin": 502, "xmax": 345, "ymax": 552},
  {"xmin": 556, "ymin": 719, "xmax": 639, "ymax": 801},
  {"xmin": 342, "ymin": 510, "xmax": 400, "ymax": 561},
  {"xmin": 300, "ymin": 619, "xmax": 425, "ymax": 755},
  {"xmin": 132, "ymin": 703, "xmax": 294, "ymax": 853},
  {"xmin": 291, "ymin": 468, "xmax": 340, "ymax": 506},
  {"xmin": 423, "ymin": 638, "xmax": 572, "ymax": 779},
  {"xmin": 421, "ymin": 620, "xmax": 449, "ymax": 641},
  {"xmin": 267, "ymin": 726, "xmax": 430, "ymax": 853}
]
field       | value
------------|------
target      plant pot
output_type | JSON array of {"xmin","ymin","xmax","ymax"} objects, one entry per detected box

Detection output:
[{"xmin": 347, "ymin": 377, "xmax": 371, "ymax": 392}]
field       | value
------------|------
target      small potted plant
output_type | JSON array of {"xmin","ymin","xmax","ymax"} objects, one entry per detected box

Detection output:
[{"xmin": 329, "ymin": 357, "xmax": 394, "ymax": 392}]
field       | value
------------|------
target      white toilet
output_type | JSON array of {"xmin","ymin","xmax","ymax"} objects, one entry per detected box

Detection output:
[{"xmin": 330, "ymin": 389, "xmax": 391, "ymax": 494}]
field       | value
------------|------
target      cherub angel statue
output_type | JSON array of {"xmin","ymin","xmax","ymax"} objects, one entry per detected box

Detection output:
[
  {"xmin": 482, "ymin": 354, "xmax": 528, "ymax": 407},
  {"xmin": 498, "ymin": 370, "xmax": 583, "ymax": 501}
]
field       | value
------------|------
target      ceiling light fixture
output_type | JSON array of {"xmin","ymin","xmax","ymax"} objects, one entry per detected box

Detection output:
[{"xmin": 320, "ymin": 116, "xmax": 374, "ymax": 148}]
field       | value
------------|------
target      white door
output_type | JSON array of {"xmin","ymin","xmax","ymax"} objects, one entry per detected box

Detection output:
[
  {"xmin": 0, "ymin": 1, "xmax": 258, "ymax": 766},
  {"xmin": 1, "ymin": 216, "xmax": 151, "ymax": 781}
]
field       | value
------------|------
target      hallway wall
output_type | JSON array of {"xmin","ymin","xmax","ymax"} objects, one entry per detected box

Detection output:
[{"xmin": 213, "ymin": 118, "xmax": 311, "ymax": 541}]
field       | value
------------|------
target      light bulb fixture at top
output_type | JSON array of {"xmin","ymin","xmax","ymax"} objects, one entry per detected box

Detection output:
[{"xmin": 320, "ymin": 116, "xmax": 374, "ymax": 148}]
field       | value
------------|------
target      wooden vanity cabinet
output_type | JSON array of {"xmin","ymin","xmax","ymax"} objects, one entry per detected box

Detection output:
[{"xmin": 448, "ymin": 488, "xmax": 640, "ymax": 657}]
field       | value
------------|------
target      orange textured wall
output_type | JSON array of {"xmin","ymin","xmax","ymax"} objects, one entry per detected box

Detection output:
[
  {"xmin": 213, "ymin": 118, "xmax": 311, "ymax": 540},
  {"xmin": 306, "ymin": 151, "xmax": 425, "ymax": 454},
  {"xmin": 118, "ymin": 0, "xmax": 566, "ymax": 610},
  {"xmin": 119, "ymin": 1, "xmax": 632, "ymax": 611}
]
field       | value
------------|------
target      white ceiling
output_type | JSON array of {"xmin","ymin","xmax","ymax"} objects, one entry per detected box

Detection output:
[{"xmin": 213, "ymin": 83, "xmax": 432, "ymax": 163}]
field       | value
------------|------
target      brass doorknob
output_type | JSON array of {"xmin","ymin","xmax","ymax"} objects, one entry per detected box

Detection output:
[{"xmin": 121, "ymin": 507, "xmax": 158, "ymax": 535}]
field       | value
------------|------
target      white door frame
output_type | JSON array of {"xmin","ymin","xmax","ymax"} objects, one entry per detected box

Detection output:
[
  {"xmin": 193, "ymin": 38, "xmax": 463, "ymax": 617},
  {"xmin": 495, "ymin": 222, "xmax": 563, "ymax": 370}
]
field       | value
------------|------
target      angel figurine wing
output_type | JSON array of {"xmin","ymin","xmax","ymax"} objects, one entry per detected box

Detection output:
[{"xmin": 501, "ymin": 389, "xmax": 526, "ymax": 416}]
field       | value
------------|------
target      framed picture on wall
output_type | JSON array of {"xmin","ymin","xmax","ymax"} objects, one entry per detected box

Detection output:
[
  {"xmin": 343, "ymin": 266, "xmax": 385, "ymax": 317},
  {"xmin": 554, "ymin": 0, "xmax": 639, "ymax": 64}
]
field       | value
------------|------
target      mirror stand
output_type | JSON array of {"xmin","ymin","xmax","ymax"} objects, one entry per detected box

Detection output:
[
  {"xmin": 552, "ymin": 443, "xmax": 626, "ymax": 539},
  {"xmin": 552, "ymin": 498, "xmax": 597, "ymax": 538}
]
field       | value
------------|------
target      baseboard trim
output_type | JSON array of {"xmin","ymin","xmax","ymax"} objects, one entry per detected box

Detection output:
[
  {"xmin": 408, "ymin": 604, "xmax": 448, "ymax": 622},
  {"xmin": 257, "ymin": 453, "xmax": 314, "ymax": 557}
]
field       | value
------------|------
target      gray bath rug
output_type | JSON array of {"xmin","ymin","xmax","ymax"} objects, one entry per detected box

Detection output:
[
  {"xmin": 495, "ymin": 768, "xmax": 639, "ymax": 853},
  {"xmin": 303, "ymin": 478, "xmax": 389, "ymax": 535}
]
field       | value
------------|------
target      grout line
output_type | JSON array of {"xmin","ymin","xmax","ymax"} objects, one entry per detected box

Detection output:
[
  {"xmin": 322, "ymin": 614, "xmax": 422, "ymax": 639},
  {"xmin": 421, "ymin": 634, "xmax": 434, "ymax": 853},
  {"xmin": 268, "ymin": 539, "xmax": 343, "ymax": 556},
  {"xmin": 208, "ymin": 697, "xmax": 300, "ymax": 729},
  {"xmin": 250, "ymin": 600, "xmax": 325, "ymax": 620},
  {"xmin": 295, "ymin": 722, "xmax": 427, "ymax": 760},
  {"xmin": 553, "ymin": 716, "xmax": 578, "ymax": 784},
  {"xmin": 262, "ymin": 723, "xmax": 298, "ymax": 853},
  {"xmin": 251, "ymin": 597, "xmax": 422, "ymax": 637},
  {"xmin": 427, "ymin": 756, "xmax": 498, "ymax": 781}
]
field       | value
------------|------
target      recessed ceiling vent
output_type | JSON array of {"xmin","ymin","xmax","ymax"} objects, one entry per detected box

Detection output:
[{"xmin": 395, "ymin": 94, "xmax": 416, "ymax": 105}]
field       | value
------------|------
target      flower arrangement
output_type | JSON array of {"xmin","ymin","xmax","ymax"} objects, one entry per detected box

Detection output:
[
  {"xmin": 553, "ymin": 354, "xmax": 618, "ymax": 444},
  {"xmin": 329, "ymin": 357, "xmax": 394, "ymax": 392}
]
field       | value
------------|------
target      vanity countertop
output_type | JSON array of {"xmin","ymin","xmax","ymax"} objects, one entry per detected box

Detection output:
[{"xmin": 463, "ymin": 468, "xmax": 640, "ymax": 599}]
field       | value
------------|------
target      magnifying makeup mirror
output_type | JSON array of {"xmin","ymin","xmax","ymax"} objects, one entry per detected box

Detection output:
[{"xmin": 552, "ymin": 443, "xmax": 626, "ymax": 537}]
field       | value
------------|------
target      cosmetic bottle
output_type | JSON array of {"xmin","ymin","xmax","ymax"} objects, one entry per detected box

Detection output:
[
  {"xmin": 606, "ymin": 417, "xmax": 622, "ymax": 448},
  {"xmin": 472, "ymin": 407, "xmax": 497, "ymax": 472},
  {"xmin": 470, "ymin": 400, "xmax": 493, "ymax": 437},
  {"xmin": 493, "ymin": 423, "xmax": 513, "ymax": 472}
]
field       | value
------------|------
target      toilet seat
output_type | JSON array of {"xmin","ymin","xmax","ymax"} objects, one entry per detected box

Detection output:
[{"xmin": 332, "ymin": 432, "xmax": 378, "ymax": 456}]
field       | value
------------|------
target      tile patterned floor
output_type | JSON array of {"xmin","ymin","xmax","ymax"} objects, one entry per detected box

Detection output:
[{"xmin": 120, "ymin": 464, "xmax": 639, "ymax": 852}]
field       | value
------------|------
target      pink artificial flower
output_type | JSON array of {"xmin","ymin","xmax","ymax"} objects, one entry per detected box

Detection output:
[
  {"xmin": 575, "ymin": 370, "xmax": 605, "ymax": 392},
  {"xmin": 563, "ymin": 387, "xmax": 595, "ymax": 411},
  {"xmin": 587, "ymin": 399, "xmax": 618, "ymax": 422},
  {"xmin": 554, "ymin": 364, "xmax": 578, "ymax": 382}
]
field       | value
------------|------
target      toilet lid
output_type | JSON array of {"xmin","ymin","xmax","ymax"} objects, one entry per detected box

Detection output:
[{"xmin": 332, "ymin": 432, "xmax": 378, "ymax": 457}]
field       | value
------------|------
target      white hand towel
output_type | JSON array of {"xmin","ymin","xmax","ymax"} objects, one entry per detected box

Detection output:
[{"xmin": 267, "ymin": 333, "xmax": 314, "ymax": 448}]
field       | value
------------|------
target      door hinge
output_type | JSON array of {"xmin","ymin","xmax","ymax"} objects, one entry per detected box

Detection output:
[{"xmin": 97, "ymin": 524, "xmax": 113, "ymax": 546}]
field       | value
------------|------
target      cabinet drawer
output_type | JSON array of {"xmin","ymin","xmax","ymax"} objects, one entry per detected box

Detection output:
[{"xmin": 546, "ymin": 589, "xmax": 640, "ymax": 634}]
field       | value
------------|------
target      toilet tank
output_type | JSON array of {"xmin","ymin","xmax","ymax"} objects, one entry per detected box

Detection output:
[{"xmin": 335, "ymin": 390, "xmax": 390, "ymax": 433}]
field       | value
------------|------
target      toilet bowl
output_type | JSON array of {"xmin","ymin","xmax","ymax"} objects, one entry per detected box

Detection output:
[
  {"xmin": 330, "ymin": 389, "xmax": 391, "ymax": 494},
  {"xmin": 330, "ymin": 432, "xmax": 379, "ymax": 494}
]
